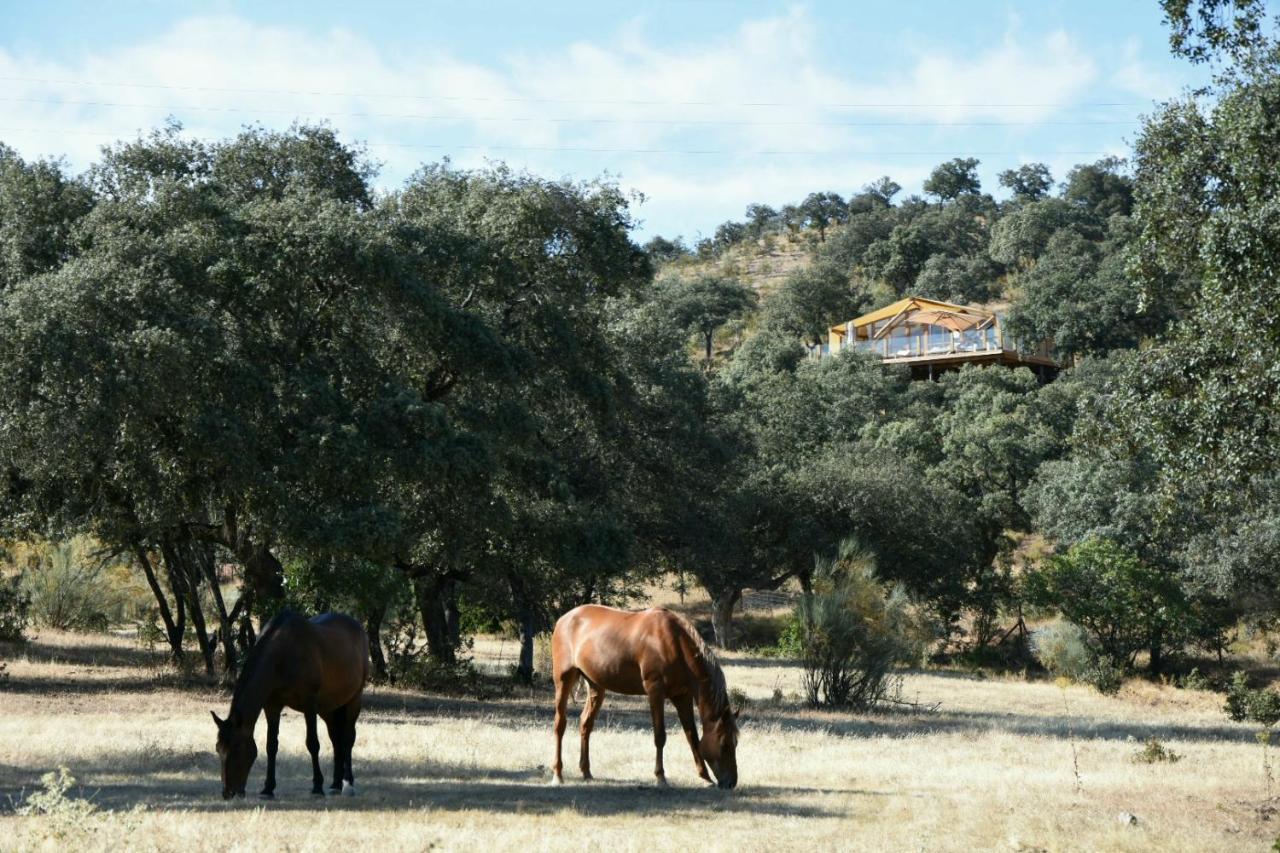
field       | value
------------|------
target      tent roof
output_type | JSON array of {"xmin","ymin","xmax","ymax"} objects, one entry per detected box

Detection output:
[{"xmin": 830, "ymin": 296, "xmax": 994, "ymax": 334}]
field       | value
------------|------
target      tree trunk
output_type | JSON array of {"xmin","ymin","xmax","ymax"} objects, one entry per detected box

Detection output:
[
  {"xmin": 132, "ymin": 544, "xmax": 185, "ymax": 665},
  {"xmin": 412, "ymin": 573, "xmax": 457, "ymax": 665},
  {"xmin": 1148, "ymin": 629, "xmax": 1164, "ymax": 675},
  {"xmin": 510, "ymin": 576, "xmax": 538, "ymax": 684},
  {"xmin": 161, "ymin": 538, "xmax": 215, "ymax": 677},
  {"xmin": 710, "ymin": 587, "xmax": 741, "ymax": 650},
  {"xmin": 365, "ymin": 603, "xmax": 388, "ymax": 682},
  {"xmin": 193, "ymin": 539, "xmax": 240, "ymax": 681},
  {"xmin": 705, "ymin": 331, "xmax": 714, "ymax": 364},
  {"xmin": 798, "ymin": 570, "xmax": 814, "ymax": 628}
]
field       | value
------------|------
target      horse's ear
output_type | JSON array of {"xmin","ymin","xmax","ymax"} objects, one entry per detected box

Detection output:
[{"xmin": 211, "ymin": 711, "xmax": 224, "ymax": 727}]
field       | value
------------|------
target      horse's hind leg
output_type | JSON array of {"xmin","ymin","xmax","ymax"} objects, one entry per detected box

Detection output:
[
  {"xmin": 578, "ymin": 681, "xmax": 605, "ymax": 780},
  {"xmin": 304, "ymin": 708, "xmax": 324, "ymax": 796},
  {"xmin": 343, "ymin": 697, "xmax": 362, "ymax": 795},
  {"xmin": 551, "ymin": 667, "xmax": 580, "ymax": 784},
  {"xmin": 673, "ymin": 694, "xmax": 712, "ymax": 784},
  {"xmin": 323, "ymin": 707, "xmax": 346, "ymax": 793},
  {"xmin": 646, "ymin": 688, "xmax": 669, "ymax": 788}
]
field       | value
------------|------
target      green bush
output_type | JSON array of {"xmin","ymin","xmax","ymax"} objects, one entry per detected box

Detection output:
[
  {"xmin": 1132, "ymin": 737, "xmax": 1182, "ymax": 764},
  {"xmin": 1030, "ymin": 621, "xmax": 1092, "ymax": 679},
  {"xmin": 1024, "ymin": 538, "xmax": 1190, "ymax": 670},
  {"xmin": 795, "ymin": 540, "xmax": 915, "ymax": 710},
  {"xmin": 1226, "ymin": 671, "xmax": 1280, "ymax": 726},
  {"xmin": 0, "ymin": 576, "xmax": 31, "ymax": 642},
  {"xmin": 1080, "ymin": 657, "xmax": 1125, "ymax": 695}
]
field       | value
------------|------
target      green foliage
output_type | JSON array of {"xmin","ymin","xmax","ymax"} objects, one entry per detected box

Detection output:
[
  {"xmin": 654, "ymin": 272, "xmax": 757, "ymax": 362},
  {"xmin": 762, "ymin": 261, "xmax": 865, "ymax": 347},
  {"xmin": 1024, "ymin": 539, "xmax": 1191, "ymax": 670},
  {"xmin": 1062, "ymin": 157, "xmax": 1133, "ymax": 218},
  {"xmin": 1132, "ymin": 737, "xmax": 1183, "ymax": 764},
  {"xmin": 1226, "ymin": 671, "xmax": 1280, "ymax": 726},
  {"xmin": 998, "ymin": 163, "xmax": 1054, "ymax": 201},
  {"xmin": 1081, "ymin": 657, "xmax": 1126, "ymax": 695},
  {"xmin": 0, "ymin": 575, "xmax": 31, "ymax": 642},
  {"xmin": 795, "ymin": 541, "xmax": 916, "ymax": 709},
  {"xmin": 1161, "ymin": 0, "xmax": 1273, "ymax": 66},
  {"xmin": 923, "ymin": 157, "xmax": 982, "ymax": 201}
]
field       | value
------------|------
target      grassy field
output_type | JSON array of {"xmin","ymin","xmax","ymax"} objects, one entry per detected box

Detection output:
[{"xmin": 0, "ymin": 627, "xmax": 1274, "ymax": 852}]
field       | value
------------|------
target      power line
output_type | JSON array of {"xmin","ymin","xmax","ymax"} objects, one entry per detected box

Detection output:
[
  {"xmin": 0, "ymin": 74, "xmax": 1146, "ymax": 110},
  {"xmin": 0, "ymin": 126, "xmax": 1119, "ymax": 157},
  {"xmin": 0, "ymin": 97, "xmax": 1141, "ymax": 128}
]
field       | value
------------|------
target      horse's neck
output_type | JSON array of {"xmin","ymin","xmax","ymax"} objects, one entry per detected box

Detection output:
[
  {"xmin": 229, "ymin": 645, "xmax": 274, "ymax": 731},
  {"xmin": 680, "ymin": 637, "xmax": 724, "ymax": 724}
]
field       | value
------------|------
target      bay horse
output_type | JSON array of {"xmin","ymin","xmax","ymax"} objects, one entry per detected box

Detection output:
[
  {"xmin": 551, "ymin": 605, "xmax": 740, "ymax": 789},
  {"xmin": 211, "ymin": 610, "xmax": 369, "ymax": 800}
]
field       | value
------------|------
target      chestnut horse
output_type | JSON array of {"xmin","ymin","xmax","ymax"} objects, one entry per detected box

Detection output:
[
  {"xmin": 211, "ymin": 610, "xmax": 369, "ymax": 800},
  {"xmin": 551, "ymin": 605, "xmax": 740, "ymax": 789}
]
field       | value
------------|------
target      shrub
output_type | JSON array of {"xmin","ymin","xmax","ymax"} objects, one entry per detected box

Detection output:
[
  {"xmin": 1081, "ymin": 657, "xmax": 1125, "ymax": 695},
  {"xmin": 0, "ymin": 576, "xmax": 31, "ymax": 642},
  {"xmin": 16, "ymin": 766, "xmax": 98, "ymax": 843},
  {"xmin": 795, "ymin": 540, "xmax": 914, "ymax": 710},
  {"xmin": 1226, "ymin": 671, "xmax": 1280, "ymax": 726},
  {"xmin": 1031, "ymin": 621, "xmax": 1092, "ymax": 680},
  {"xmin": 1024, "ymin": 538, "xmax": 1190, "ymax": 670},
  {"xmin": 1180, "ymin": 667, "xmax": 1212, "ymax": 691},
  {"xmin": 1132, "ymin": 737, "xmax": 1182, "ymax": 764},
  {"xmin": 20, "ymin": 538, "xmax": 123, "ymax": 631}
]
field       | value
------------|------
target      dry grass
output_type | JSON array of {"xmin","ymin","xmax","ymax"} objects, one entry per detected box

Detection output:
[{"xmin": 1, "ymin": 628, "xmax": 1274, "ymax": 852}]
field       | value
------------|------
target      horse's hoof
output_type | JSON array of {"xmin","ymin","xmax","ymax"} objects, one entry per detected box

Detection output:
[
  {"xmin": 655, "ymin": 776, "xmax": 669, "ymax": 789},
  {"xmin": 342, "ymin": 783, "xmax": 357, "ymax": 797},
  {"xmin": 580, "ymin": 772, "xmax": 594, "ymax": 781},
  {"xmin": 311, "ymin": 790, "xmax": 325, "ymax": 798},
  {"xmin": 258, "ymin": 792, "xmax": 275, "ymax": 801},
  {"xmin": 548, "ymin": 775, "xmax": 564, "ymax": 787}
]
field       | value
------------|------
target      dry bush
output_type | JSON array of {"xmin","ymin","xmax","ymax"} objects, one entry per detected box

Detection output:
[{"xmin": 797, "ymin": 540, "xmax": 914, "ymax": 709}]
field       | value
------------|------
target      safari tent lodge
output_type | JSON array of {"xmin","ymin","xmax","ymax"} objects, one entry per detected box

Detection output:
[{"xmin": 820, "ymin": 297, "xmax": 1060, "ymax": 380}]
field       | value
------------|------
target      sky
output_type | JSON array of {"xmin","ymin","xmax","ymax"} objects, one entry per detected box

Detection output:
[{"xmin": 0, "ymin": 1, "xmax": 1209, "ymax": 240}]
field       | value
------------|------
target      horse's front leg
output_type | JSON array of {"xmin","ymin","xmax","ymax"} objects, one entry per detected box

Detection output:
[
  {"xmin": 673, "ymin": 694, "xmax": 712, "ymax": 784},
  {"xmin": 260, "ymin": 706, "xmax": 281, "ymax": 799},
  {"xmin": 646, "ymin": 688, "xmax": 668, "ymax": 788},
  {"xmin": 304, "ymin": 708, "xmax": 324, "ymax": 796}
]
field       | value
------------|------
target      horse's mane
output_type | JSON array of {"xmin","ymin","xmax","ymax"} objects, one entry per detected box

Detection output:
[
  {"xmin": 667, "ymin": 610, "xmax": 729, "ymax": 715},
  {"xmin": 230, "ymin": 609, "xmax": 300, "ymax": 712}
]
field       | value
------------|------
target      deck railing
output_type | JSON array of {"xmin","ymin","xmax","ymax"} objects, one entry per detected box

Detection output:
[{"xmin": 839, "ymin": 326, "xmax": 1006, "ymax": 359}]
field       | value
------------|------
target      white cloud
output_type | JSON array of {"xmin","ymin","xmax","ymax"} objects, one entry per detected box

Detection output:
[{"xmin": 0, "ymin": 9, "xmax": 1163, "ymax": 236}]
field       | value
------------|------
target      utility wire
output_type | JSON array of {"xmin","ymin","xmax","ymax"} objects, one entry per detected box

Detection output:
[
  {"xmin": 0, "ymin": 74, "xmax": 1146, "ymax": 110},
  {"xmin": 0, "ymin": 126, "xmax": 1118, "ymax": 157},
  {"xmin": 0, "ymin": 97, "xmax": 1141, "ymax": 128}
]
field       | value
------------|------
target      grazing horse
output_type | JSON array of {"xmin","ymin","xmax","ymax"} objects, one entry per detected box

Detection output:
[
  {"xmin": 551, "ymin": 605, "xmax": 740, "ymax": 789},
  {"xmin": 211, "ymin": 610, "xmax": 369, "ymax": 800}
]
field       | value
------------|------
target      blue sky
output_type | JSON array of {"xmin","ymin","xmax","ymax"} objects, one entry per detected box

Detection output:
[{"xmin": 0, "ymin": 1, "xmax": 1207, "ymax": 240}]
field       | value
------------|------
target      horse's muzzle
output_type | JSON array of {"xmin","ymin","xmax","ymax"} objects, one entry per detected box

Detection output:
[{"xmin": 717, "ymin": 775, "xmax": 737, "ymax": 790}]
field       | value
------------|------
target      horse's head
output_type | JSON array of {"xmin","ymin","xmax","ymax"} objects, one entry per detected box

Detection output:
[
  {"xmin": 212, "ymin": 711, "xmax": 257, "ymax": 799},
  {"xmin": 699, "ymin": 706, "xmax": 740, "ymax": 789}
]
